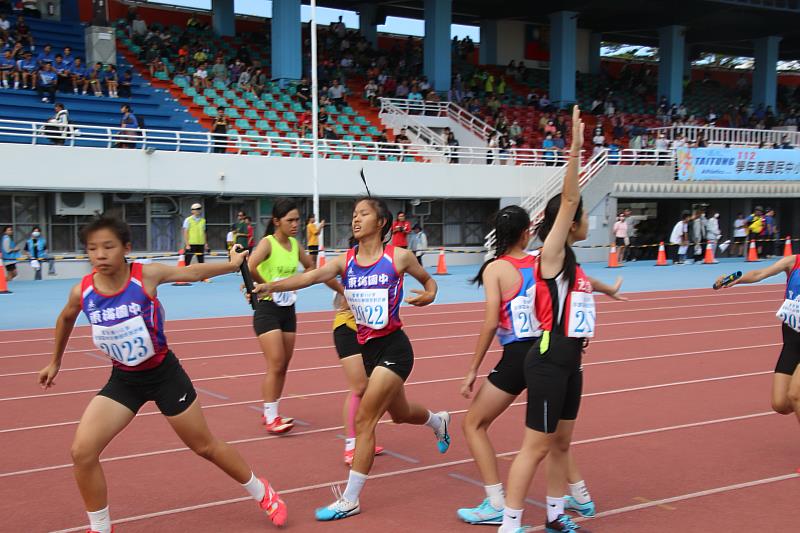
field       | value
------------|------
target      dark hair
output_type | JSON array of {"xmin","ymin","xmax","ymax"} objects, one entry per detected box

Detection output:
[
  {"xmin": 266, "ymin": 197, "xmax": 298, "ymax": 235},
  {"xmin": 79, "ymin": 216, "xmax": 132, "ymax": 246},
  {"xmin": 535, "ymin": 194, "xmax": 584, "ymax": 290},
  {"xmin": 2, "ymin": 225, "xmax": 11, "ymax": 233},
  {"xmin": 353, "ymin": 196, "xmax": 393, "ymax": 242},
  {"xmin": 471, "ymin": 205, "xmax": 530, "ymax": 286},
  {"xmin": 32, "ymin": 226, "xmax": 41, "ymax": 232}
]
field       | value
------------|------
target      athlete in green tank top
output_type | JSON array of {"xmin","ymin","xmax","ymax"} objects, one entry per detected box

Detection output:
[{"xmin": 256, "ymin": 235, "xmax": 299, "ymax": 303}]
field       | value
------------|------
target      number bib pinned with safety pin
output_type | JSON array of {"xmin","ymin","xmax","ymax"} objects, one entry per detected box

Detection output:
[
  {"xmin": 567, "ymin": 291, "xmax": 596, "ymax": 338},
  {"xmin": 510, "ymin": 287, "xmax": 539, "ymax": 339},
  {"xmin": 91, "ymin": 315, "xmax": 156, "ymax": 367},
  {"xmin": 345, "ymin": 288, "xmax": 389, "ymax": 330},
  {"xmin": 777, "ymin": 298, "xmax": 800, "ymax": 333}
]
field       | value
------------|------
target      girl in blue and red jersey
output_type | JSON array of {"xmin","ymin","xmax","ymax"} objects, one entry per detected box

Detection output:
[
  {"xmin": 37, "ymin": 216, "xmax": 287, "ymax": 533},
  {"xmin": 256, "ymin": 196, "xmax": 451, "ymax": 522},
  {"xmin": 715, "ymin": 255, "xmax": 800, "ymax": 424}
]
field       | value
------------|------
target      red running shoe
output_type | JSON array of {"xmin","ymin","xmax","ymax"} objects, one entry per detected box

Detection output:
[
  {"xmin": 262, "ymin": 415, "xmax": 294, "ymax": 434},
  {"xmin": 343, "ymin": 445, "xmax": 385, "ymax": 466},
  {"xmin": 258, "ymin": 479, "xmax": 287, "ymax": 527}
]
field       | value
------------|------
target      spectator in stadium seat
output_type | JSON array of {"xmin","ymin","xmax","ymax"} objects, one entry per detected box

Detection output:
[
  {"xmin": 322, "ymin": 123, "xmax": 338, "ymax": 140},
  {"xmin": 212, "ymin": 110, "xmax": 230, "ymax": 153},
  {"xmin": 0, "ymin": 15, "xmax": 9, "ymax": 33},
  {"xmin": 17, "ymin": 50, "xmax": 36, "ymax": 89},
  {"xmin": 105, "ymin": 64, "xmax": 119, "ymax": 98},
  {"xmin": 118, "ymin": 69, "xmax": 132, "ymax": 99},
  {"xmin": 394, "ymin": 79, "xmax": 409, "ymax": 98},
  {"xmin": 61, "ymin": 46, "xmax": 74, "ymax": 69},
  {"xmin": 508, "ymin": 120, "xmax": 523, "ymax": 145},
  {"xmin": 297, "ymin": 77, "xmax": 311, "ymax": 107},
  {"xmin": 14, "ymin": 16, "xmax": 34, "ymax": 50},
  {"xmin": 364, "ymin": 78, "xmax": 378, "ymax": 107},
  {"xmin": 53, "ymin": 54, "xmax": 71, "ymax": 92},
  {"xmin": 0, "ymin": 49, "xmax": 18, "ymax": 89},
  {"xmin": 237, "ymin": 66, "xmax": 252, "ymax": 92},
  {"xmin": 36, "ymin": 43, "xmax": 54, "ymax": 66},
  {"xmin": 193, "ymin": 62, "xmax": 209, "ymax": 89},
  {"xmin": 37, "ymin": 63, "xmax": 56, "ymax": 102},
  {"xmin": 608, "ymin": 138, "xmax": 621, "ymax": 164},
  {"xmin": 70, "ymin": 57, "xmax": 87, "ymax": 94},
  {"xmin": 131, "ymin": 13, "xmax": 147, "ymax": 43},
  {"xmin": 88, "ymin": 62, "xmax": 103, "ymax": 96}
]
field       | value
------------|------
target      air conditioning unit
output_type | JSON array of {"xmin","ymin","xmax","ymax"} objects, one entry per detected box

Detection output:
[
  {"xmin": 55, "ymin": 192, "xmax": 104, "ymax": 216},
  {"xmin": 113, "ymin": 193, "xmax": 145, "ymax": 203},
  {"xmin": 412, "ymin": 201, "xmax": 431, "ymax": 216}
]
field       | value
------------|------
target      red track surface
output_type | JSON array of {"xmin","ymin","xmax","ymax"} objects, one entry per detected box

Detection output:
[{"xmin": 1, "ymin": 285, "xmax": 798, "ymax": 532}]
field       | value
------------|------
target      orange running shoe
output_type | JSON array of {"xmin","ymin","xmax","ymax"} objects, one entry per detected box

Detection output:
[
  {"xmin": 257, "ymin": 479, "xmax": 287, "ymax": 527},
  {"xmin": 261, "ymin": 414, "xmax": 294, "ymax": 426},
  {"xmin": 263, "ymin": 415, "xmax": 294, "ymax": 434},
  {"xmin": 343, "ymin": 445, "xmax": 385, "ymax": 466}
]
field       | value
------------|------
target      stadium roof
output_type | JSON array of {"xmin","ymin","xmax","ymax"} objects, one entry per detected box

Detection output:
[{"xmin": 315, "ymin": 0, "xmax": 800, "ymax": 60}]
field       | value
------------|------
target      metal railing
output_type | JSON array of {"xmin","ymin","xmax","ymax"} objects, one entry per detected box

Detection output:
[
  {"xmin": 378, "ymin": 98, "xmax": 447, "ymax": 146},
  {"xmin": 379, "ymin": 97, "xmax": 495, "ymax": 141},
  {"xmin": 650, "ymin": 125, "xmax": 800, "ymax": 148}
]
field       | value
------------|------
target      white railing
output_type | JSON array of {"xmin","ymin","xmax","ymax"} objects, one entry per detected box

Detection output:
[
  {"xmin": 378, "ymin": 98, "xmax": 447, "ymax": 146},
  {"xmin": 379, "ymin": 97, "xmax": 494, "ymax": 141},
  {"xmin": 0, "ymin": 118, "xmax": 581, "ymax": 166},
  {"xmin": 650, "ymin": 125, "xmax": 800, "ymax": 148}
]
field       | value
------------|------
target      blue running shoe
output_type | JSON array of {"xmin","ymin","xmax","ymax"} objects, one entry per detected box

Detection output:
[
  {"xmin": 315, "ymin": 487, "xmax": 360, "ymax": 521},
  {"xmin": 433, "ymin": 411, "xmax": 451, "ymax": 453},
  {"xmin": 456, "ymin": 498, "xmax": 503, "ymax": 525},
  {"xmin": 545, "ymin": 513, "xmax": 588, "ymax": 532},
  {"xmin": 564, "ymin": 495, "xmax": 596, "ymax": 517}
]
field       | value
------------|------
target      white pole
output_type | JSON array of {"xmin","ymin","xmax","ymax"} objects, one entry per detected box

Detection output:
[{"xmin": 310, "ymin": 0, "xmax": 320, "ymax": 226}]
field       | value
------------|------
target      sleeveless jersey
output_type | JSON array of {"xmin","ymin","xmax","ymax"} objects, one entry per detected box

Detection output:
[
  {"xmin": 777, "ymin": 255, "xmax": 800, "ymax": 332},
  {"xmin": 496, "ymin": 253, "xmax": 541, "ymax": 345},
  {"xmin": 343, "ymin": 244, "xmax": 403, "ymax": 344},
  {"xmin": 256, "ymin": 235, "xmax": 299, "ymax": 306},
  {"xmin": 534, "ymin": 262, "xmax": 595, "ymax": 339},
  {"xmin": 81, "ymin": 262, "xmax": 168, "ymax": 371}
]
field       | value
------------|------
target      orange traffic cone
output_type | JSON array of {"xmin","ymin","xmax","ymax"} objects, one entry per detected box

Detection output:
[
  {"xmin": 703, "ymin": 242, "xmax": 718, "ymax": 264},
  {"xmin": 172, "ymin": 250, "xmax": 192, "ymax": 286},
  {"xmin": 607, "ymin": 245, "xmax": 621, "ymax": 268},
  {"xmin": 746, "ymin": 240, "xmax": 760, "ymax": 262},
  {"xmin": 784, "ymin": 236, "xmax": 793, "ymax": 257},
  {"xmin": 655, "ymin": 242, "xmax": 668, "ymax": 266},
  {"xmin": 0, "ymin": 258, "xmax": 10, "ymax": 294},
  {"xmin": 434, "ymin": 247, "xmax": 449, "ymax": 275},
  {"xmin": 317, "ymin": 245, "xmax": 326, "ymax": 268}
]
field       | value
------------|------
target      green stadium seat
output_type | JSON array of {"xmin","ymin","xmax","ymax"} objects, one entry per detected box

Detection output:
[
  {"xmin": 203, "ymin": 106, "xmax": 219, "ymax": 117},
  {"xmin": 244, "ymin": 109, "xmax": 259, "ymax": 120},
  {"xmin": 226, "ymin": 108, "xmax": 240, "ymax": 118},
  {"xmin": 236, "ymin": 118, "xmax": 250, "ymax": 130}
]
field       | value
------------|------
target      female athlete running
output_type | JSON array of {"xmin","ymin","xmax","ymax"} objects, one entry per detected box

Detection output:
[
  {"xmin": 37, "ymin": 216, "xmax": 286, "ymax": 533},
  {"xmin": 458, "ymin": 205, "xmax": 623, "ymax": 526},
  {"xmin": 253, "ymin": 196, "xmax": 451, "ymax": 521},
  {"xmin": 716, "ymin": 256, "xmax": 800, "ymax": 423}
]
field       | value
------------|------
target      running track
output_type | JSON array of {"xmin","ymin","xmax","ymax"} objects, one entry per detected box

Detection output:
[{"xmin": 0, "ymin": 285, "xmax": 797, "ymax": 532}]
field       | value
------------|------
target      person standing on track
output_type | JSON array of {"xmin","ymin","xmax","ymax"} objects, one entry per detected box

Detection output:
[
  {"xmin": 182, "ymin": 203, "xmax": 208, "ymax": 266},
  {"xmin": 500, "ymin": 106, "xmax": 594, "ymax": 533},
  {"xmin": 253, "ymin": 196, "xmax": 451, "ymax": 521},
  {"xmin": 248, "ymin": 198, "xmax": 340, "ymax": 434},
  {"xmin": 36, "ymin": 216, "xmax": 287, "ymax": 533},
  {"xmin": 458, "ymin": 205, "xmax": 624, "ymax": 526},
  {"xmin": 715, "ymin": 255, "xmax": 800, "ymax": 426}
]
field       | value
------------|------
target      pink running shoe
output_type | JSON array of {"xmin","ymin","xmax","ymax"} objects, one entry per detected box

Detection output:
[{"xmin": 258, "ymin": 479, "xmax": 287, "ymax": 527}]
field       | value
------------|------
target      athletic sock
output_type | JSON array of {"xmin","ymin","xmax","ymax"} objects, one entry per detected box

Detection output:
[
  {"xmin": 424, "ymin": 410, "xmax": 443, "ymax": 432},
  {"xmin": 342, "ymin": 470, "xmax": 367, "ymax": 502},
  {"xmin": 485, "ymin": 483, "xmax": 505, "ymax": 510},
  {"xmin": 546, "ymin": 496, "xmax": 564, "ymax": 522},
  {"xmin": 87, "ymin": 506, "xmax": 111, "ymax": 533},
  {"xmin": 499, "ymin": 506, "xmax": 523, "ymax": 533},
  {"xmin": 263, "ymin": 401, "xmax": 278, "ymax": 424},
  {"xmin": 569, "ymin": 480, "xmax": 591, "ymax": 504},
  {"xmin": 241, "ymin": 472, "xmax": 266, "ymax": 502},
  {"xmin": 344, "ymin": 437, "xmax": 356, "ymax": 452}
]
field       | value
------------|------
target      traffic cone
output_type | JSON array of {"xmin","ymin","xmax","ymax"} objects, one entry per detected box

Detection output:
[
  {"xmin": 655, "ymin": 242, "xmax": 668, "ymax": 266},
  {"xmin": 172, "ymin": 250, "xmax": 192, "ymax": 286},
  {"xmin": 746, "ymin": 240, "xmax": 760, "ymax": 262},
  {"xmin": 784, "ymin": 236, "xmax": 793, "ymax": 257},
  {"xmin": 434, "ymin": 247, "xmax": 449, "ymax": 275},
  {"xmin": 607, "ymin": 245, "xmax": 621, "ymax": 268},
  {"xmin": 317, "ymin": 245, "xmax": 326, "ymax": 268},
  {"xmin": 703, "ymin": 242, "xmax": 718, "ymax": 264},
  {"xmin": 0, "ymin": 258, "xmax": 10, "ymax": 294}
]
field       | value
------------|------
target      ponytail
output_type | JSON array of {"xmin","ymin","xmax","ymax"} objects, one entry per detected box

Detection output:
[{"xmin": 471, "ymin": 205, "xmax": 530, "ymax": 286}]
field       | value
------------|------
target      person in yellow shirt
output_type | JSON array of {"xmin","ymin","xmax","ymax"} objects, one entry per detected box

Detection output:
[
  {"xmin": 305, "ymin": 214, "xmax": 326, "ymax": 259},
  {"xmin": 182, "ymin": 203, "xmax": 208, "ymax": 265}
]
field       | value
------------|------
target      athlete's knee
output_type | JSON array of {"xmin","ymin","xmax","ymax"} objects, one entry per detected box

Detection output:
[
  {"xmin": 772, "ymin": 399, "xmax": 793, "ymax": 415},
  {"xmin": 70, "ymin": 440, "xmax": 100, "ymax": 467},
  {"xmin": 355, "ymin": 410, "xmax": 380, "ymax": 434},
  {"xmin": 549, "ymin": 430, "xmax": 572, "ymax": 454},
  {"xmin": 462, "ymin": 409, "xmax": 489, "ymax": 434},
  {"xmin": 787, "ymin": 386, "xmax": 800, "ymax": 407},
  {"xmin": 190, "ymin": 437, "xmax": 223, "ymax": 461},
  {"xmin": 268, "ymin": 358, "xmax": 290, "ymax": 375}
]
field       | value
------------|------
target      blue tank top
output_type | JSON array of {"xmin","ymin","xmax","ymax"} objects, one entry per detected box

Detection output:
[
  {"xmin": 496, "ymin": 253, "xmax": 540, "ymax": 345},
  {"xmin": 81, "ymin": 262, "xmax": 169, "ymax": 371},
  {"xmin": 785, "ymin": 255, "xmax": 800, "ymax": 300}
]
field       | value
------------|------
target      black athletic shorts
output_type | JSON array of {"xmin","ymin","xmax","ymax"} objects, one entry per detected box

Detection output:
[
  {"xmin": 524, "ymin": 332, "xmax": 584, "ymax": 433},
  {"xmin": 308, "ymin": 244, "xmax": 319, "ymax": 256},
  {"xmin": 253, "ymin": 299, "xmax": 297, "ymax": 335},
  {"xmin": 184, "ymin": 244, "xmax": 205, "ymax": 265},
  {"xmin": 361, "ymin": 329, "xmax": 414, "ymax": 382},
  {"xmin": 615, "ymin": 237, "xmax": 626, "ymax": 247},
  {"xmin": 776, "ymin": 324, "xmax": 800, "ymax": 376},
  {"xmin": 97, "ymin": 351, "xmax": 197, "ymax": 416},
  {"xmin": 488, "ymin": 339, "xmax": 536, "ymax": 396},
  {"xmin": 334, "ymin": 324, "xmax": 361, "ymax": 358}
]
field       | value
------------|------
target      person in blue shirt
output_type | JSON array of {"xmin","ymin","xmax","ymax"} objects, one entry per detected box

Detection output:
[
  {"xmin": 61, "ymin": 46, "xmax": 74, "ymax": 69},
  {"xmin": 37, "ymin": 62, "xmax": 57, "ymax": 102},
  {"xmin": 53, "ymin": 54, "xmax": 71, "ymax": 92},
  {"xmin": 36, "ymin": 43, "xmax": 55, "ymax": 66},
  {"xmin": 0, "ymin": 49, "xmax": 19, "ymax": 89},
  {"xmin": 542, "ymin": 133, "xmax": 556, "ymax": 166},
  {"xmin": 608, "ymin": 137, "xmax": 622, "ymax": 165},
  {"xmin": 118, "ymin": 68, "xmax": 133, "ymax": 99},
  {"xmin": 1, "ymin": 225, "xmax": 21, "ymax": 283},
  {"xmin": 88, "ymin": 62, "xmax": 103, "ymax": 96},
  {"xmin": 71, "ymin": 57, "xmax": 87, "ymax": 94},
  {"xmin": 24, "ymin": 226, "xmax": 54, "ymax": 280},
  {"xmin": 17, "ymin": 50, "xmax": 37, "ymax": 89},
  {"xmin": 104, "ymin": 64, "xmax": 118, "ymax": 98},
  {"xmin": 118, "ymin": 104, "xmax": 139, "ymax": 148}
]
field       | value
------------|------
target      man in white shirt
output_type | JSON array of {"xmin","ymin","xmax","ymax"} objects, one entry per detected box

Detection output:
[{"xmin": 670, "ymin": 211, "xmax": 692, "ymax": 264}]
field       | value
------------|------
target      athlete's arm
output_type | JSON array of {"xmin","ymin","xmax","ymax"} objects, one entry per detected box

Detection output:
[
  {"xmin": 540, "ymin": 105, "xmax": 584, "ymax": 279},
  {"xmin": 397, "ymin": 247, "xmax": 437, "ymax": 306},
  {"xmin": 144, "ymin": 246, "xmax": 245, "ymax": 287},
  {"xmin": 298, "ymin": 247, "xmax": 344, "ymax": 295},
  {"xmin": 38, "ymin": 283, "xmax": 82, "ymax": 389},
  {"xmin": 717, "ymin": 255, "xmax": 794, "ymax": 288},
  {"xmin": 461, "ymin": 262, "xmax": 502, "ymax": 398},
  {"xmin": 588, "ymin": 275, "xmax": 626, "ymax": 301},
  {"xmin": 247, "ymin": 236, "xmax": 272, "ymax": 284},
  {"xmin": 260, "ymin": 252, "xmax": 346, "ymax": 294}
]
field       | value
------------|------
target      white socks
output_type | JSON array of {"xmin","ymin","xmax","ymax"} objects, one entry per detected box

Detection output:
[
  {"xmin": 499, "ymin": 506, "xmax": 523, "ymax": 533},
  {"xmin": 546, "ymin": 496, "xmax": 564, "ymax": 522},
  {"xmin": 424, "ymin": 410, "xmax": 443, "ymax": 432},
  {"xmin": 342, "ymin": 470, "xmax": 367, "ymax": 502},
  {"xmin": 241, "ymin": 472, "xmax": 266, "ymax": 502},
  {"xmin": 344, "ymin": 437, "xmax": 356, "ymax": 452},
  {"xmin": 263, "ymin": 401, "xmax": 279, "ymax": 424},
  {"xmin": 485, "ymin": 483, "xmax": 505, "ymax": 510},
  {"xmin": 87, "ymin": 506, "xmax": 111, "ymax": 533},
  {"xmin": 569, "ymin": 480, "xmax": 592, "ymax": 504}
]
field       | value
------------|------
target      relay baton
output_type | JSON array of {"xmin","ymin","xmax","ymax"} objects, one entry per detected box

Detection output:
[
  {"xmin": 237, "ymin": 245, "xmax": 257, "ymax": 310},
  {"xmin": 713, "ymin": 271, "xmax": 742, "ymax": 290}
]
